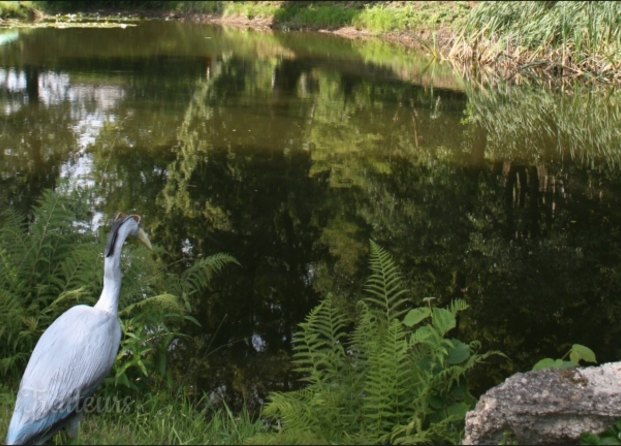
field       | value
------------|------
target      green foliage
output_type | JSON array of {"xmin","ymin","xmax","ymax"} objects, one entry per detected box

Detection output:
[
  {"xmin": 0, "ymin": 385, "xmax": 264, "ymax": 445},
  {"xmin": 580, "ymin": 419, "xmax": 621, "ymax": 445},
  {"xmin": 532, "ymin": 344, "xmax": 597, "ymax": 371},
  {"xmin": 0, "ymin": 187, "xmax": 238, "ymax": 396},
  {"xmin": 249, "ymin": 241, "xmax": 501, "ymax": 445},
  {"xmin": 0, "ymin": 1, "xmax": 39, "ymax": 20},
  {"xmin": 499, "ymin": 430, "xmax": 519, "ymax": 446},
  {"xmin": 110, "ymin": 252, "xmax": 239, "ymax": 394},
  {"xmin": 465, "ymin": 1, "xmax": 621, "ymax": 57},
  {"xmin": 0, "ymin": 187, "xmax": 98, "ymax": 378},
  {"xmin": 273, "ymin": 2, "xmax": 469, "ymax": 33}
]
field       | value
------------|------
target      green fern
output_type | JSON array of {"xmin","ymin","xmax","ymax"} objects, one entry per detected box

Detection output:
[
  {"xmin": 251, "ymin": 240, "xmax": 502, "ymax": 445},
  {"xmin": 179, "ymin": 253, "xmax": 240, "ymax": 296},
  {"xmin": 0, "ymin": 187, "xmax": 239, "ymax": 394},
  {"xmin": 292, "ymin": 294, "xmax": 350, "ymax": 383},
  {"xmin": 365, "ymin": 240, "xmax": 410, "ymax": 322}
]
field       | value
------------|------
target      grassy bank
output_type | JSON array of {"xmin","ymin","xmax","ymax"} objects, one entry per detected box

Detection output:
[
  {"xmin": 0, "ymin": 388, "xmax": 264, "ymax": 444},
  {"xmin": 33, "ymin": 1, "xmax": 472, "ymax": 34},
  {"xmin": 30, "ymin": 1, "xmax": 621, "ymax": 84},
  {"xmin": 214, "ymin": 1, "xmax": 471, "ymax": 34},
  {"xmin": 178, "ymin": 1, "xmax": 621, "ymax": 85},
  {"xmin": 450, "ymin": 1, "xmax": 621, "ymax": 85},
  {"xmin": 0, "ymin": 1, "xmax": 40, "ymax": 20}
]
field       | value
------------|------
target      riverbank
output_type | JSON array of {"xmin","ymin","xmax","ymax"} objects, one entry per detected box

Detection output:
[
  {"xmin": 184, "ymin": 1, "xmax": 470, "ymax": 53},
  {"xmin": 185, "ymin": 1, "xmax": 621, "ymax": 85},
  {"xmin": 22, "ymin": 2, "xmax": 471, "ymax": 53},
  {"xmin": 19, "ymin": 1, "xmax": 621, "ymax": 86}
]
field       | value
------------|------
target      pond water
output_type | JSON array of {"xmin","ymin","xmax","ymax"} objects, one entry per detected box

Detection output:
[{"xmin": 2, "ymin": 21, "xmax": 621, "ymax": 412}]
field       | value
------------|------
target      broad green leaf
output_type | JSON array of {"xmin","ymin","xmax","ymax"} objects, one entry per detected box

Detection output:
[
  {"xmin": 447, "ymin": 339, "xmax": 471, "ymax": 365},
  {"xmin": 553, "ymin": 359, "xmax": 565, "ymax": 368},
  {"xmin": 578, "ymin": 432, "xmax": 601, "ymax": 445},
  {"xmin": 447, "ymin": 402, "xmax": 470, "ymax": 417},
  {"xmin": 411, "ymin": 325, "xmax": 441, "ymax": 345},
  {"xmin": 532, "ymin": 358, "xmax": 556, "ymax": 371},
  {"xmin": 432, "ymin": 308, "xmax": 456, "ymax": 336},
  {"xmin": 572, "ymin": 344, "xmax": 597, "ymax": 364},
  {"xmin": 403, "ymin": 308, "xmax": 430, "ymax": 327},
  {"xmin": 429, "ymin": 396, "xmax": 443, "ymax": 409},
  {"xmin": 533, "ymin": 358, "xmax": 575, "ymax": 371},
  {"xmin": 558, "ymin": 360, "xmax": 577, "ymax": 369}
]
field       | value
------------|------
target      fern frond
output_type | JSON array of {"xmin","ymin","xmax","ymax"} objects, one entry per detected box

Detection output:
[
  {"xmin": 365, "ymin": 240, "xmax": 410, "ymax": 322},
  {"xmin": 262, "ymin": 390, "xmax": 318, "ymax": 433},
  {"xmin": 49, "ymin": 243, "xmax": 101, "ymax": 298},
  {"xmin": 179, "ymin": 253, "xmax": 240, "ymax": 296},
  {"xmin": 362, "ymin": 318, "xmax": 412, "ymax": 439},
  {"xmin": 119, "ymin": 293, "xmax": 185, "ymax": 318},
  {"xmin": 249, "ymin": 241, "xmax": 501, "ymax": 445},
  {"xmin": 292, "ymin": 294, "xmax": 350, "ymax": 384},
  {"xmin": 44, "ymin": 287, "xmax": 93, "ymax": 316},
  {"xmin": 449, "ymin": 298, "xmax": 469, "ymax": 315}
]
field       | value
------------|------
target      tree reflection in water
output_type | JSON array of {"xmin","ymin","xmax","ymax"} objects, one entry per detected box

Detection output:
[{"xmin": 2, "ymin": 22, "xmax": 621, "ymax": 411}]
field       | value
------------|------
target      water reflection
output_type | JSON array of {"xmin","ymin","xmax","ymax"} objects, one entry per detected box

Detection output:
[{"xmin": 2, "ymin": 21, "xmax": 621, "ymax": 411}]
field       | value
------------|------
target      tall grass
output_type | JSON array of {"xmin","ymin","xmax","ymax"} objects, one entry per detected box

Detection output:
[
  {"xmin": 0, "ymin": 386, "xmax": 264, "ymax": 444},
  {"xmin": 451, "ymin": 2, "xmax": 621, "ymax": 84}
]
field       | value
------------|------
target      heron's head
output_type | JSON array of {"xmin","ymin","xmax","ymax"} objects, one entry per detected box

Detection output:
[{"xmin": 105, "ymin": 213, "xmax": 152, "ymax": 257}]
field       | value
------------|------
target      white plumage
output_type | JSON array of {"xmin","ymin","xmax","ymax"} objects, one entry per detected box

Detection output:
[{"xmin": 5, "ymin": 213, "xmax": 151, "ymax": 445}]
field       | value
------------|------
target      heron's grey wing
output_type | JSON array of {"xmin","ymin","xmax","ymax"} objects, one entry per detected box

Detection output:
[{"xmin": 5, "ymin": 305, "xmax": 121, "ymax": 445}]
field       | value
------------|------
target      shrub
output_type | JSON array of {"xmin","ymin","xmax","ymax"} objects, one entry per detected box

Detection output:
[{"xmin": 249, "ymin": 241, "xmax": 502, "ymax": 444}]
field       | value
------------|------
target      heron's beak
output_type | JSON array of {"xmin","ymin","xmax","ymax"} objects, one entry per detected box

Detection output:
[{"xmin": 136, "ymin": 227, "xmax": 153, "ymax": 251}]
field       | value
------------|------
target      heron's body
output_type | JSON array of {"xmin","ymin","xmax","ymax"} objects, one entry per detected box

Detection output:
[
  {"xmin": 5, "ymin": 213, "xmax": 151, "ymax": 445},
  {"xmin": 6, "ymin": 306, "xmax": 121, "ymax": 445}
]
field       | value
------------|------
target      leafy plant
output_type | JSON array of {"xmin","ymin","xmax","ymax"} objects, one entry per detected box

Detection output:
[
  {"xmin": 532, "ymin": 344, "xmax": 597, "ymax": 371},
  {"xmin": 452, "ymin": 1, "xmax": 621, "ymax": 84},
  {"xmin": 248, "ymin": 240, "xmax": 502, "ymax": 444},
  {"xmin": 0, "ymin": 187, "xmax": 238, "ymax": 395},
  {"xmin": 581, "ymin": 419, "xmax": 621, "ymax": 445}
]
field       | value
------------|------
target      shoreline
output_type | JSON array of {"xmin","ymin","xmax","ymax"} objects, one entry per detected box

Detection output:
[
  {"xmin": 185, "ymin": 12, "xmax": 456, "ymax": 53},
  {"xmin": 3, "ymin": 3, "xmax": 619, "ymax": 88}
]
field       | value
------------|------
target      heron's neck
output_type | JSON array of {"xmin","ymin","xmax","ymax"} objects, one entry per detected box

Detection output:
[{"xmin": 95, "ymin": 232, "xmax": 128, "ymax": 317}]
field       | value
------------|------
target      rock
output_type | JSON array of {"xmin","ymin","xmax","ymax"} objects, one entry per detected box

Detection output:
[{"xmin": 463, "ymin": 362, "xmax": 621, "ymax": 444}]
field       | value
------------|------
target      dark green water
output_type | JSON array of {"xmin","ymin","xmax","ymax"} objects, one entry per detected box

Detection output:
[{"xmin": 2, "ymin": 21, "xmax": 621, "ymax": 411}]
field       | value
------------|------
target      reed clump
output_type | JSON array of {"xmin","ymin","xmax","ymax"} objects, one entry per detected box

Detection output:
[{"xmin": 449, "ymin": 1, "xmax": 621, "ymax": 86}]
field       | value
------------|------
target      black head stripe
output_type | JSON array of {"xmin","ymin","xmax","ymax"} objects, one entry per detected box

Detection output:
[{"xmin": 105, "ymin": 214, "xmax": 131, "ymax": 257}]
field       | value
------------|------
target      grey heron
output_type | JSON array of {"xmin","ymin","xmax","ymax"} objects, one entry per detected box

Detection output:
[{"xmin": 5, "ymin": 213, "xmax": 152, "ymax": 445}]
